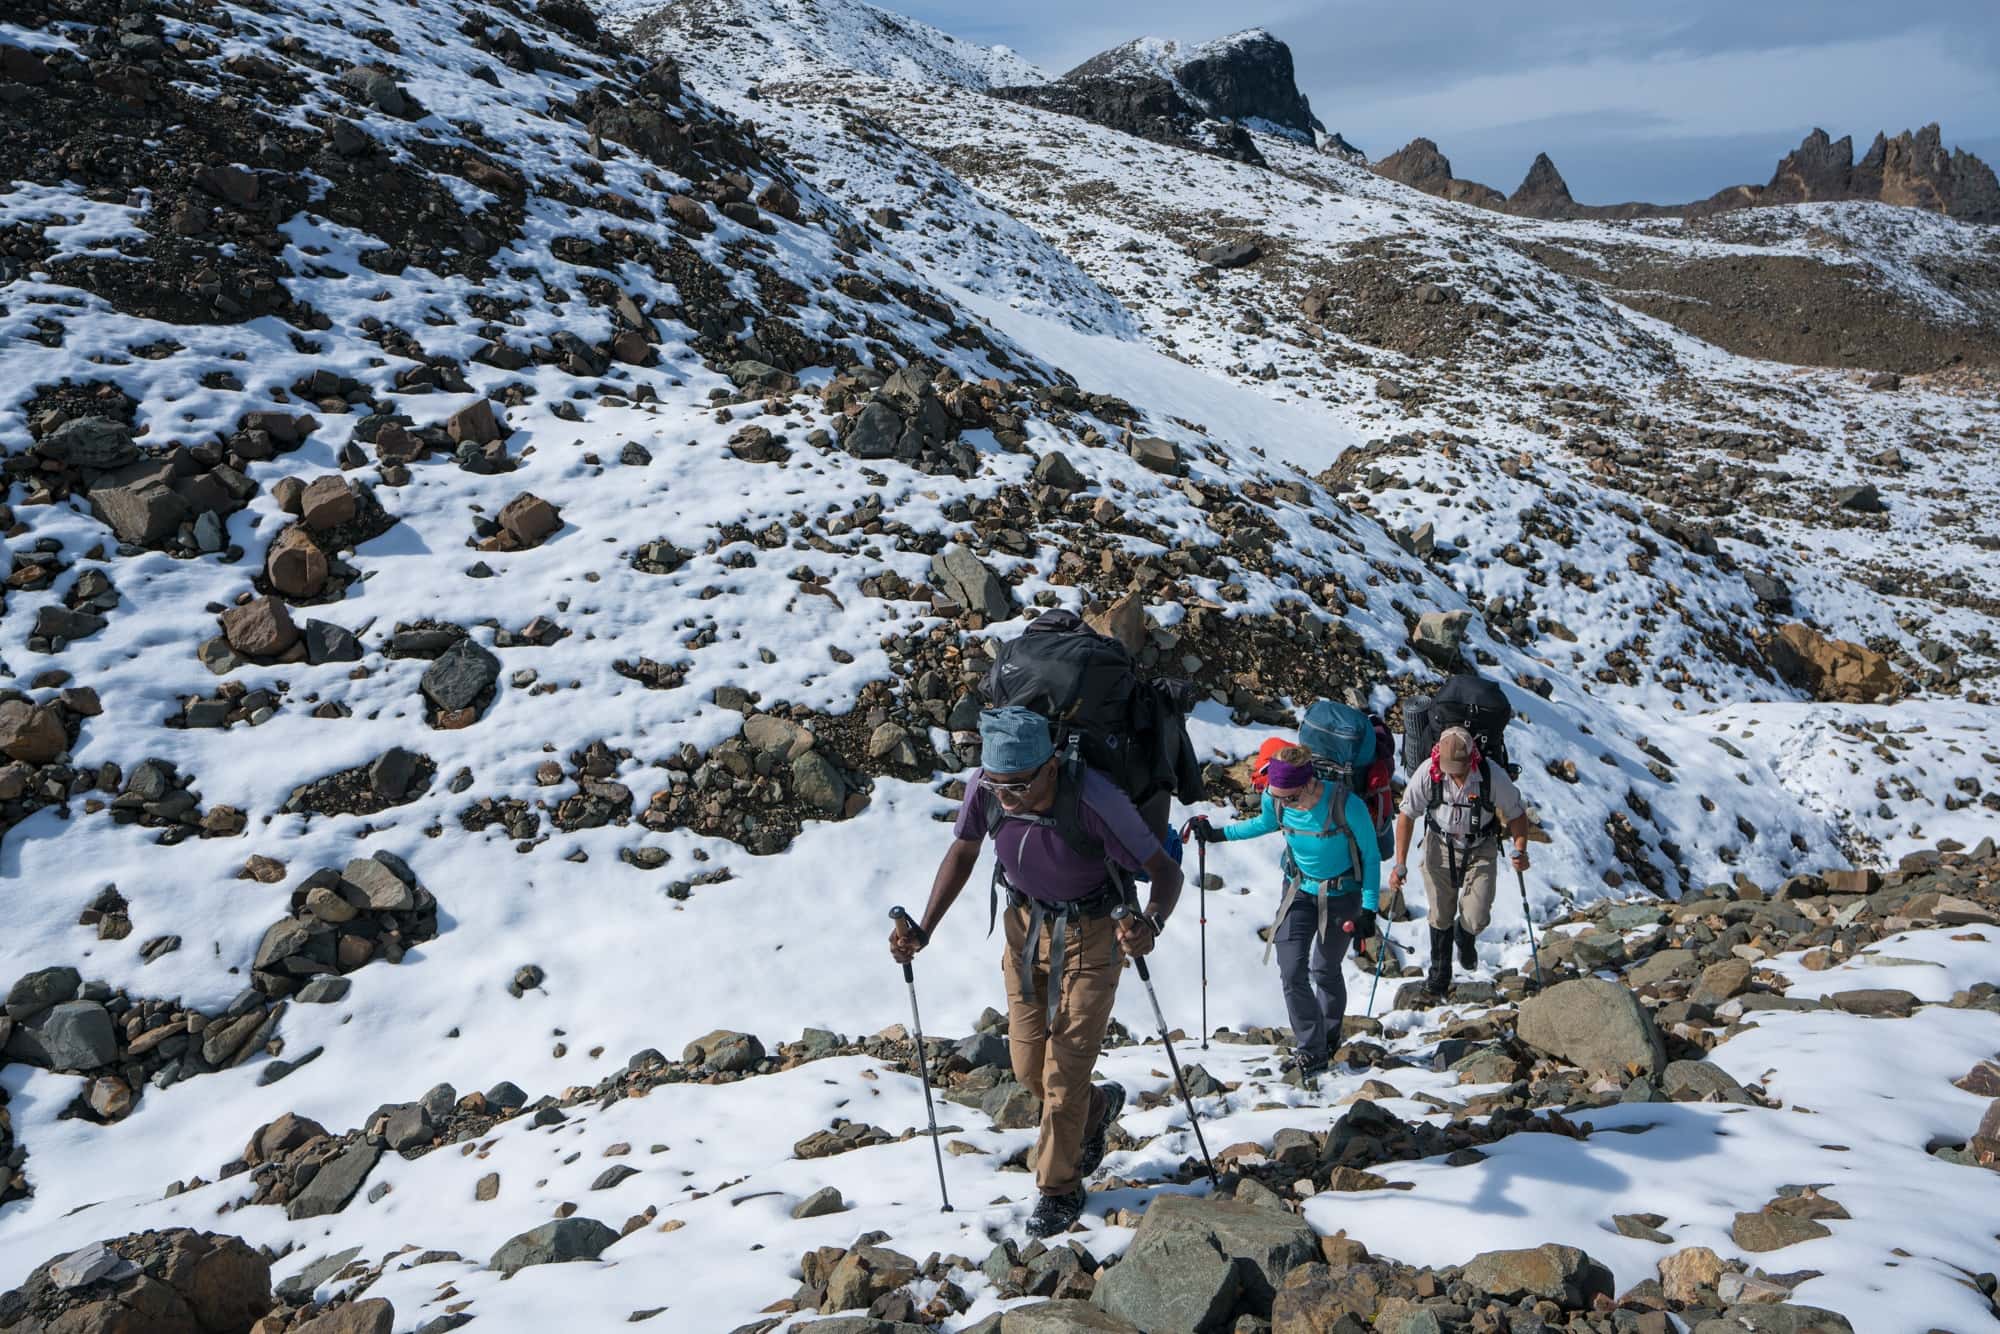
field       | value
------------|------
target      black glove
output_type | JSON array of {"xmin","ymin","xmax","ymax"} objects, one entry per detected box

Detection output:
[
  {"xmin": 1191, "ymin": 817, "xmax": 1227, "ymax": 844},
  {"xmin": 1352, "ymin": 907, "xmax": 1377, "ymax": 940}
]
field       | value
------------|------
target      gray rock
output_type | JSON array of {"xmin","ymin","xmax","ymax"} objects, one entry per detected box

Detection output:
[
  {"xmin": 843, "ymin": 401, "xmax": 908, "ymax": 461},
  {"xmin": 489, "ymin": 1217, "xmax": 620, "ymax": 1276},
  {"xmin": 1410, "ymin": 610, "xmax": 1471, "ymax": 663},
  {"xmin": 6, "ymin": 1000, "xmax": 117, "ymax": 1071},
  {"xmin": 1031, "ymin": 451, "xmax": 1085, "ymax": 492},
  {"xmin": 789, "ymin": 750, "xmax": 848, "ymax": 817},
  {"xmin": 1517, "ymin": 977, "xmax": 1667, "ymax": 1078},
  {"xmin": 1196, "ymin": 241, "xmax": 1261, "ymax": 268},
  {"xmin": 792, "ymin": 1186, "xmax": 846, "ymax": 1219},
  {"xmin": 484, "ymin": 1081, "xmax": 528, "ymax": 1110},
  {"xmin": 955, "ymin": 1032, "xmax": 1009, "ymax": 1069},
  {"xmin": 1825, "ymin": 988, "xmax": 1920, "ymax": 1017},
  {"xmin": 287, "ymin": 1140, "xmax": 383, "ymax": 1220},
  {"xmin": 46, "ymin": 1242, "xmax": 135, "ymax": 1290},
  {"xmin": 42, "ymin": 416, "xmax": 139, "ymax": 470},
  {"xmin": 1091, "ymin": 1218, "xmax": 1241, "ymax": 1331},
  {"xmin": 5, "ymin": 965, "xmax": 81, "ymax": 1021},
  {"xmin": 421, "ymin": 639, "xmax": 501, "ymax": 713},
  {"xmin": 276, "ymin": 1247, "xmax": 364, "ymax": 1303},
  {"xmin": 1128, "ymin": 436, "xmax": 1182, "ymax": 475},
  {"xmin": 1714, "ymin": 1303, "xmax": 1854, "ymax": 1334},
  {"xmin": 305, "ymin": 620, "xmax": 362, "ymax": 664},
  {"xmin": 382, "ymin": 1104, "xmax": 433, "ymax": 1151},
  {"xmin": 297, "ymin": 977, "xmax": 351, "ymax": 1004},
  {"xmin": 368, "ymin": 748, "xmax": 419, "ymax": 802},
  {"xmin": 1660, "ymin": 1059, "xmax": 1754, "ymax": 1104},
  {"xmin": 254, "ymin": 918, "xmax": 313, "ymax": 971},
  {"xmin": 929, "ymin": 546, "xmax": 1013, "ymax": 620},
  {"xmin": 995, "ymin": 1302, "xmax": 1139, "ymax": 1332},
  {"xmin": 342, "ymin": 856, "xmax": 416, "ymax": 911},
  {"xmin": 1108, "ymin": 1193, "xmax": 1317, "ymax": 1315},
  {"xmin": 1627, "ymin": 948, "xmax": 1701, "ymax": 986},
  {"xmin": 92, "ymin": 480, "xmax": 191, "ymax": 546},
  {"xmin": 31, "ymin": 605, "xmax": 108, "ymax": 645}
]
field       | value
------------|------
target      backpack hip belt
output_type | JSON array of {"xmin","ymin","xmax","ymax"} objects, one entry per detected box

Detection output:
[
  {"xmin": 1007, "ymin": 879, "xmax": 1121, "ymax": 1030},
  {"xmin": 1263, "ymin": 849, "xmax": 1359, "ymax": 965}
]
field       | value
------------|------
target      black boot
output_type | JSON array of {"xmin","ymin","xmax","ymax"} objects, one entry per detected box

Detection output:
[
  {"xmin": 1455, "ymin": 923, "xmax": 1477, "ymax": 970},
  {"xmin": 1425, "ymin": 927, "xmax": 1453, "ymax": 996}
]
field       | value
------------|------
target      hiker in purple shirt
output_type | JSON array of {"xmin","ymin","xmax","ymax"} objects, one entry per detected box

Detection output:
[{"xmin": 889, "ymin": 706, "xmax": 1182, "ymax": 1238}]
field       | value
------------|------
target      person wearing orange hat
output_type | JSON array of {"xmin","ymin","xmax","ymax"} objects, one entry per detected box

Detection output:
[{"xmin": 1387, "ymin": 726, "xmax": 1529, "ymax": 995}]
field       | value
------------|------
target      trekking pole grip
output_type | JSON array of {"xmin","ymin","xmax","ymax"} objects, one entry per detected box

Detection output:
[
  {"xmin": 1109, "ymin": 905, "xmax": 1155, "ymax": 981},
  {"xmin": 889, "ymin": 906, "xmax": 927, "ymax": 983}
]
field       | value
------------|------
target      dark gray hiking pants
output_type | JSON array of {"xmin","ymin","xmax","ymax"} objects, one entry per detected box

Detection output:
[{"xmin": 1273, "ymin": 889, "xmax": 1362, "ymax": 1063}]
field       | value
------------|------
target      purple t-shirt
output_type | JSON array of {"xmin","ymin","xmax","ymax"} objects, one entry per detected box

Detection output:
[{"xmin": 952, "ymin": 767, "xmax": 1161, "ymax": 903}]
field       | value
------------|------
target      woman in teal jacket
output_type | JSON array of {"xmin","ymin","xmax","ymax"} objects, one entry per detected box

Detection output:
[{"xmin": 1193, "ymin": 745, "xmax": 1380, "ymax": 1083}]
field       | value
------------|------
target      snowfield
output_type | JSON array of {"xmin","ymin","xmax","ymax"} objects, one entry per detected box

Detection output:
[{"xmin": 1, "ymin": 0, "xmax": 1997, "ymax": 1330}]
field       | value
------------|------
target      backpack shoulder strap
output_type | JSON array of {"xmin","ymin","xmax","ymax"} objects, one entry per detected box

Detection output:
[{"xmin": 1051, "ymin": 756, "xmax": 1106, "ymax": 864}]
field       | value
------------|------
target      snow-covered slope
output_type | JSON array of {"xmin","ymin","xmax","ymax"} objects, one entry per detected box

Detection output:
[
  {"xmin": 3, "ymin": 0, "xmax": 1999, "ymax": 1331},
  {"xmin": 605, "ymin": 0, "xmax": 1045, "ymax": 89}
]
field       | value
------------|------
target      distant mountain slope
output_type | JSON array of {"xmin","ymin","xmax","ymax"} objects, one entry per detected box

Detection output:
[{"xmin": 604, "ymin": 0, "xmax": 1045, "ymax": 88}]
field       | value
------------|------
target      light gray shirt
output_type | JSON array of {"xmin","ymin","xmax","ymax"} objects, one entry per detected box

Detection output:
[{"xmin": 1401, "ymin": 761, "xmax": 1524, "ymax": 848}]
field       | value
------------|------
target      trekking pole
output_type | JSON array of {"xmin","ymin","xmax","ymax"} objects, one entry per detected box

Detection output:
[
  {"xmin": 1180, "ymin": 820, "xmax": 1209, "ymax": 1050},
  {"xmin": 1364, "ymin": 928, "xmax": 1389, "ymax": 1018},
  {"xmin": 888, "ymin": 907, "xmax": 952, "ymax": 1212},
  {"xmin": 1111, "ymin": 905, "xmax": 1219, "ymax": 1188},
  {"xmin": 1514, "ymin": 866, "xmax": 1545, "ymax": 993}
]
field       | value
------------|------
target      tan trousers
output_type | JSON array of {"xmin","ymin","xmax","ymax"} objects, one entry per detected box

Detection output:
[
  {"xmin": 1422, "ymin": 837, "xmax": 1497, "ymax": 933},
  {"xmin": 1002, "ymin": 903, "xmax": 1120, "ymax": 1196}
]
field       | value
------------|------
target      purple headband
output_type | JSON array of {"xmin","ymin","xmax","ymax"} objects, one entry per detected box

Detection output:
[{"xmin": 1264, "ymin": 759, "xmax": 1314, "ymax": 790}]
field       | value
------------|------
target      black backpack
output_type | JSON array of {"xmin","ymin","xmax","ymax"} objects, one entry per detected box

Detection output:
[
  {"xmin": 1401, "ymin": 672, "xmax": 1514, "ymax": 777},
  {"xmin": 980, "ymin": 609, "xmax": 1200, "ymax": 848}
]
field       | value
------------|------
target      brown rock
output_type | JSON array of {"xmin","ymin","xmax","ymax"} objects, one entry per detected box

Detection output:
[
  {"xmin": 447, "ymin": 399, "xmax": 503, "ymax": 445},
  {"xmin": 1694, "ymin": 959, "xmax": 1752, "ymax": 1004},
  {"xmin": 499, "ymin": 492, "xmax": 562, "ymax": 548},
  {"xmin": 0, "ymin": 700, "xmax": 67, "ymax": 764},
  {"xmin": 87, "ymin": 1074, "xmax": 133, "ymax": 1119},
  {"xmin": 1085, "ymin": 589, "xmax": 1146, "ymax": 655},
  {"xmin": 246, "ymin": 1111, "xmax": 329, "ymax": 1164},
  {"xmin": 222, "ymin": 597, "xmax": 300, "ymax": 658},
  {"xmin": 265, "ymin": 526, "xmax": 329, "ymax": 599},
  {"xmin": 300, "ymin": 475, "xmax": 357, "ymax": 532},
  {"xmin": 666, "ymin": 194, "xmax": 714, "ymax": 233},
  {"xmin": 1768, "ymin": 623, "xmax": 1899, "ymax": 703},
  {"xmin": 293, "ymin": 1298, "xmax": 395, "ymax": 1334},
  {"xmin": 1732, "ymin": 1211, "xmax": 1832, "ymax": 1251},
  {"xmin": 1657, "ymin": 1246, "xmax": 1723, "ymax": 1303}
]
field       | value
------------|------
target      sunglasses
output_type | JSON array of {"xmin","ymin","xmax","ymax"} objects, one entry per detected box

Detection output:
[
  {"xmin": 984, "ymin": 766, "xmax": 1049, "ymax": 797},
  {"xmin": 1269, "ymin": 784, "xmax": 1316, "ymax": 806}
]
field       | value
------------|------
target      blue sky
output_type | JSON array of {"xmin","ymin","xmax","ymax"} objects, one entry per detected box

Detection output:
[{"xmin": 895, "ymin": 1, "xmax": 2000, "ymax": 204}]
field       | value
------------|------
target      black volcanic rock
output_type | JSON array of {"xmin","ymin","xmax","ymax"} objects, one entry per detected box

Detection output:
[
  {"xmin": 991, "ymin": 77, "xmax": 1265, "ymax": 166},
  {"xmin": 1171, "ymin": 29, "xmax": 1323, "ymax": 140},
  {"xmin": 1508, "ymin": 152, "xmax": 1577, "ymax": 218},
  {"xmin": 1038, "ymin": 28, "xmax": 1335, "ymax": 154}
]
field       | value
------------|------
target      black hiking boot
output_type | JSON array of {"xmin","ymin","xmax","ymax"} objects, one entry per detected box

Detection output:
[
  {"xmin": 1455, "ymin": 923, "xmax": 1477, "ymax": 970},
  {"xmin": 1075, "ymin": 1082, "xmax": 1126, "ymax": 1179},
  {"xmin": 1025, "ymin": 1186, "xmax": 1086, "ymax": 1239},
  {"xmin": 1283, "ymin": 1049, "xmax": 1329, "ymax": 1089},
  {"xmin": 1425, "ymin": 927, "xmax": 1453, "ymax": 996}
]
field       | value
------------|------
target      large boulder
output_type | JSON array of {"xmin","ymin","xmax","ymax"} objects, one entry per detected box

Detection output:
[
  {"xmin": 293, "ymin": 1299, "xmax": 395, "ymax": 1334},
  {"xmin": 5, "ymin": 999, "xmax": 117, "ymax": 1071},
  {"xmin": 1767, "ymin": 623, "xmax": 1899, "ymax": 703},
  {"xmin": 1459, "ymin": 1242, "xmax": 1610, "ymax": 1308},
  {"xmin": 5, "ymin": 965, "xmax": 81, "ymax": 1021},
  {"xmin": 0, "ymin": 700, "xmax": 68, "ymax": 765},
  {"xmin": 285, "ymin": 1141, "xmax": 381, "ymax": 1220},
  {"xmin": 1106, "ymin": 1193, "xmax": 1317, "ymax": 1317},
  {"xmin": 421, "ymin": 639, "xmax": 501, "ymax": 713},
  {"xmin": 2, "ymin": 1230, "xmax": 271, "ymax": 1334},
  {"xmin": 489, "ymin": 1218, "xmax": 620, "ymax": 1276},
  {"xmin": 265, "ymin": 526, "xmax": 329, "ymax": 599},
  {"xmin": 41, "ymin": 416, "xmax": 140, "ymax": 470},
  {"xmin": 822, "ymin": 1244, "xmax": 919, "ymax": 1313},
  {"xmin": 929, "ymin": 546, "xmax": 1013, "ymax": 620},
  {"xmin": 1517, "ymin": 978, "xmax": 1666, "ymax": 1078},
  {"xmin": 1090, "ymin": 1216, "xmax": 1240, "ymax": 1330},
  {"xmin": 221, "ymin": 596, "xmax": 300, "ymax": 659}
]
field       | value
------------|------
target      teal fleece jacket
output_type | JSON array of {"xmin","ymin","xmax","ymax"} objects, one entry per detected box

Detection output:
[{"xmin": 1222, "ymin": 784, "xmax": 1381, "ymax": 909}]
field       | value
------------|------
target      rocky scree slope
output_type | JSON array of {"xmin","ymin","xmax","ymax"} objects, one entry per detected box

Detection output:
[{"xmin": 624, "ymin": 5, "xmax": 2000, "ymax": 728}]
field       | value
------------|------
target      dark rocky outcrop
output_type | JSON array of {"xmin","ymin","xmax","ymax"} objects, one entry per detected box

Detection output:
[{"xmin": 1690, "ymin": 124, "xmax": 2000, "ymax": 223}]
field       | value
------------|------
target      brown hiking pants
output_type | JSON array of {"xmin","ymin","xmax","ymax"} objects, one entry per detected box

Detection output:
[
  {"xmin": 1002, "ymin": 903, "xmax": 1120, "ymax": 1196},
  {"xmin": 1422, "ymin": 836, "xmax": 1497, "ymax": 933}
]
